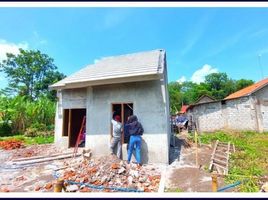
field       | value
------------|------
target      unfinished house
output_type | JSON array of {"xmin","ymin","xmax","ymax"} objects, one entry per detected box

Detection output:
[
  {"xmin": 49, "ymin": 49, "xmax": 171, "ymax": 164},
  {"xmin": 187, "ymin": 78, "xmax": 268, "ymax": 133}
]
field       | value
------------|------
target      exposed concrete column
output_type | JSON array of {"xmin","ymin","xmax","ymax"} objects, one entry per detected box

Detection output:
[
  {"xmin": 54, "ymin": 90, "xmax": 63, "ymax": 143},
  {"xmin": 86, "ymin": 87, "xmax": 93, "ymax": 137},
  {"xmin": 251, "ymin": 96, "xmax": 263, "ymax": 132},
  {"xmin": 162, "ymin": 63, "xmax": 171, "ymax": 162}
]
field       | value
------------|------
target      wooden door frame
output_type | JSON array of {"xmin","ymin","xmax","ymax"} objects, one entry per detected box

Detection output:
[{"xmin": 111, "ymin": 102, "xmax": 133, "ymax": 144}]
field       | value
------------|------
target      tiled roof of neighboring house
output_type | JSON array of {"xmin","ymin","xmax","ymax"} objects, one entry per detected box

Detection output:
[
  {"xmin": 50, "ymin": 49, "xmax": 166, "ymax": 89},
  {"xmin": 180, "ymin": 105, "xmax": 189, "ymax": 113},
  {"xmin": 195, "ymin": 94, "xmax": 216, "ymax": 104},
  {"xmin": 225, "ymin": 77, "xmax": 268, "ymax": 100}
]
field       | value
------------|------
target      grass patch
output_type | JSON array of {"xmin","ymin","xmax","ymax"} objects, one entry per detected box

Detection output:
[
  {"xmin": 165, "ymin": 187, "xmax": 183, "ymax": 192},
  {"xmin": 198, "ymin": 130, "xmax": 268, "ymax": 192},
  {"xmin": 0, "ymin": 135, "xmax": 54, "ymax": 146}
]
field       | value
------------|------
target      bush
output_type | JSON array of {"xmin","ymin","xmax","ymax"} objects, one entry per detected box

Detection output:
[
  {"xmin": 30, "ymin": 122, "xmax": 47, "ymax": 131},
  {"xmin": 0, "ymin": 122, "xmax": 12, "ymax": 137},
  {"xmin": 24, "ymin": 127, "xmax": 54, "ymax": 137}
]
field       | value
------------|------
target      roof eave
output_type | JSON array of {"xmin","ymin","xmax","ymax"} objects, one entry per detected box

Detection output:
[{"xmin": 49, "ymin": 73, "xmax": 162, "ymax": 90}]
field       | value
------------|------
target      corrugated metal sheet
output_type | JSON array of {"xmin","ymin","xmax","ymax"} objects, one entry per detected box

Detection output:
[
  {"xmin": 50, "ymin": 49, "xmax": 165, "ymax": 89},
  {"xmin": 225, "ymin": 77, "xmax": 268, "ymax": 100}
]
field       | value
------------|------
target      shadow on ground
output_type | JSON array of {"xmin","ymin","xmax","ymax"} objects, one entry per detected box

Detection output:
[{"xmin": 169, "ymin": 133, "xmax": 192, "ymax": 164}]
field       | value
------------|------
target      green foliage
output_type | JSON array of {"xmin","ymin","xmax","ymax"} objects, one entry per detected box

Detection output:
[
  {"xmin": 0, "ymin": 48, "xmax": 65, "ymax": 100},
  {"xmin": 0, "ymin": 122, "xmax": 12, "ymax": 137},
  {"xmin": 165, "ymin": 187, "xmax": 183, "ymax": 192},
  {"xmin": 0, "ymin": 95, "xmax": 56, "ymax": 134},
  {"xmin": 168, "ymin": 82, "xmax": 183, "ymax": 113},
  {"xmin": 198, "ymin": 131, "xmax": 268, "ymax": 192}
]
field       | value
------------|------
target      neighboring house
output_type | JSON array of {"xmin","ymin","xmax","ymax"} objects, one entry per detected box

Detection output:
[
  {"xmin": 187, "ymin": 78, "xmax": 268, "ymax": 133},
  {"xmin": 180, "ymin": 105, "xmax": 189, "ymax": 114},
  {"xmin": 194, "ymin": 94, "xmax": 216, "ymax": 104},
  {"xmin": 49, "ymin": 49, "xmax": 171, "ymax": 164}
]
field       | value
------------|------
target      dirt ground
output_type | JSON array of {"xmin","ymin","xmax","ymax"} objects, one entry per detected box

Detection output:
[
  {"xmin": 0, "ymin": 144, "xmax": 74, "ymax": 192},
  {"xmin": 0, "ymin": 133, "xmax": 232, "ymax": 193},
  {"xmin": 165, "ymin": 130, "xmax": 226, "ymax": 192}
]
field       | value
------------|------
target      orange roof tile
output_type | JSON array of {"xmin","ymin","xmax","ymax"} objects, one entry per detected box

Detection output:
[{"xmin": 225, "ymin": 77, "xmax": 268, "ymax": 100}]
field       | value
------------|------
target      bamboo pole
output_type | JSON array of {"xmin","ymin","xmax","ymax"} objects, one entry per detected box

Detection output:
[
  {"xmin": 54, "ymin": 178, "xmax": 64, "ymax": 192},
  {"xmin": 211, "ymin": 172, "xmax": 218, "ymax": 192},
  {"xmin": 195, "ymin": 130, "xmax": 199, "ymax": 167}
]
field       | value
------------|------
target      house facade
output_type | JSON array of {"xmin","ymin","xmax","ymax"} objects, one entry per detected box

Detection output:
[
  {"xmin": 187, "ymin": 78, "xmax": 268, "ymax": 133},
  {"xmin": 50, "ymin": 49, "xmax": 171, "ymax": 164}
]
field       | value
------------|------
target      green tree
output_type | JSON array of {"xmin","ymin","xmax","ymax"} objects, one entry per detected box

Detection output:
[
  {"xmin": 0, "ymin": 48, "xmax": 65, "ymax": 100},
  {"xmin": 181, "ymin": 81, "xmax": 212, "ymax": 104},
  {"xmin": 205, "ymin": 72, "xmax": 235, "ymax": 100},
  {"xmin": 168, "ymin": 82, "xmax": 183, "ymax": 114},
  {"xmin": 235, "ymin": 79, "xmax": 254, "ymax": 91}
]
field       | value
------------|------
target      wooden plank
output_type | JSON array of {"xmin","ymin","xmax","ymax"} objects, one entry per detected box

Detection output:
[
  {"xmin": 213, "ymin": 158, "xmax": 227, "ymax": 165},
  {"xmin": 12, "ymin": 153, "xmax": 82, "ymax": 166},
  {"xmin": 213, "ymin": 163, "xmax": 228, "ymax": 170},
  {"xmin": 121, "ymin": 104, "xmax": 124, "ymax": 145},
  {"xmin": 215, "ymin": 150, "xmax": 228, "ymax": 155},
  {"xmin": 12, "ymin": 152, "xmax": 74, "ymax": 162},
  {"xmin": 233, "ymin": 144, "xmax": 236, "ymax": 153},
  {"xmin": 68, "ymin": 109, "xmax": 72, "ymax": 148},
  {"xmin": 214, "ymin": 154, "xmax": 227, "ymax": 159},
  {"xmin": 226, "ymin": 142, "xmax": 231, "ymax": 174},
  {"xmin": 209, "ymin": 140, "xmax": 219, "ymax": 171}
]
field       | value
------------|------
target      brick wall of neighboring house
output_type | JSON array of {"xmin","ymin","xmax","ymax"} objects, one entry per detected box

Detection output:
[
  {"xmin": 187, "ymin": 85, "xmax": 268, "ymax": 132},
  {"xmin": 188, "ymin": 101, "xmax": 224, "ymax": 132},
  {"xmin": 224, "ymin": 96, "xmax": 257, "ymax": 131}
]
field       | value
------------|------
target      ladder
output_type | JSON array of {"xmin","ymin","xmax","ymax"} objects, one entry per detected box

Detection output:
[
  {"xmin": 209, "ymin": 140, "xmax": 235, "ymax": 175},
  {"xmin": 73, "ymin": 116, "xmax": 86, "ymax": 158}
]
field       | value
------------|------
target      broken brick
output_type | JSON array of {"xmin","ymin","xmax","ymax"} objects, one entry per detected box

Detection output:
[
  {"xmin": 0, "ymin": 187, "xmax": 10, "ymax": 192},
  {"xmin": 44, "ymin": 182, "xmax": 53, "ymax": 190},
  {"xmin": 111, "ymin": 163, "xmax": 119, "ymax": 169},
  {"xmin": 80, "ymin": 187, "xmax": 91, "ymax": 192},
  {"xmin": 35, "ymin": 186, "xmax": 41, "ymax": 191}
]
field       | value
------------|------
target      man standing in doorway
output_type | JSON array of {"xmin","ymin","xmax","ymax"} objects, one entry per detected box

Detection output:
[
  {"xmin": 126, "ymin": 115, "xmax": 144, "ymax": 167},
  {"xmin": 110, "ymin": 115, "xmax": 123, "ymax": 159}
]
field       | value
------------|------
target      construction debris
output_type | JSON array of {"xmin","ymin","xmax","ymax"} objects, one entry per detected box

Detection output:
[
  {"xmin": 53, "ymin": 155, "xmax": 161, "ymax": 193},
  {"xmin": 0, "ymin": 139, "xmax": 25, "ymax": 150},
  {"xmin": 261, "ymin": 182, "xmax": 268, "ymax": 192}
]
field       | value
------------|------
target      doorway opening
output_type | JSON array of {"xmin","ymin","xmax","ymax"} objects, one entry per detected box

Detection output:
[
  {"xmin": 62, "ymin": 108, "xmax": 86, "ymax": 148},
  {"xmin": 111, "ymin": 103, "xmax": 133, "ymax": 144}
]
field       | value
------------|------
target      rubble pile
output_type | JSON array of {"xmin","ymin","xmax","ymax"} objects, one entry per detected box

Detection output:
[
  {"xmin": 0, "ymin": 139, "xmax": 25, "ymax": 150},
  {"xmin": 53, "ymin": 155, "xmax": 161, "ymax": 193}
]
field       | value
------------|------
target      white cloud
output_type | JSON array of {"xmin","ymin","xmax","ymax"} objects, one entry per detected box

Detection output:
[
  {"xmin": 103, "ymin": 9, "xmax": 131, "ymax": 30},
  {"xmin": 176, "ymin": 76, "xmax": 186, "ymax": 84},
  {"xmin": 94, "ymin": 59, "xmax": 100, "ymax": 64},
  {"xmin": 191, "ymin": 64, "xmax": 218, "ymax": 84},
  {"xmin": 0, "ymin": 39, "xmax": 29, "ymax": 62},
  {"xmin": 33, "ymin": 31, "xmax": 47, "ymax": 46}
]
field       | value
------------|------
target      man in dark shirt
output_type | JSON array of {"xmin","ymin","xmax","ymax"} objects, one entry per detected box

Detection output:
[{"xmin": 175, "ymin": 112, "xmax": 188, "ymax": 130}]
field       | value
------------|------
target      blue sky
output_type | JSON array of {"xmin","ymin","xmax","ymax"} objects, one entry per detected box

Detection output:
[{"xmin": 0, "ymin": 7, "xmax": 268, "ymax": 89}]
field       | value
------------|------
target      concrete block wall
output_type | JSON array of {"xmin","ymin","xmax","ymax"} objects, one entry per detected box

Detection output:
[
  {"xmin": 225, "ymin": 97, "xmax": 256, "ymax": 131},
  {"xmin": 61, "ymin": 88, "xmax": 87, "ymax": 109},
  {"xmin": 192, "ymin": 102, "xmax": 224, "ymax": 132},
  {"xmin": 188, "ymin": 89, "xmax": 268, "ymax": 133},
  {"xmin": 86, "ymin": 80, "xmax": 169, "ymax": 164}
]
